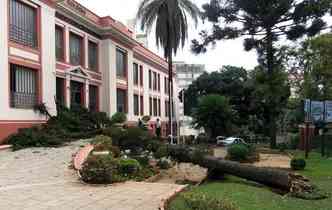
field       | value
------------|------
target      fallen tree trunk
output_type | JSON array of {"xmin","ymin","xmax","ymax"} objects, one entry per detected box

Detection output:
[{"xmin": 167, "ymin": 145, "xmax": 325, "ymax": 199}]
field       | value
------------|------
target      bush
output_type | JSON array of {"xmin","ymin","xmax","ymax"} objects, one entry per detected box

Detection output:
[
  {"xmin": 277, "ymin": 143, "xmax": 288, "ymax": 152},
  {"xmin": 157, "ymin": 159, "xmax": 172, "ymax": 169},
  {"xmin": 80, "ymin": 155, "xmax": 121, "ymax": 184},
  {"xmin": 291, "ymin": 158, "xmax": 306, "ymax": 170},
  {"xmin": 119, "ymin": 127, "xmax": 150, "ymax": 151},
  {"xmin": 173, "ymin": 191, "xmax": 238, "ymax": 210},
  {"xmin": 227, "ymin": 144, "xmax": 250, "ymax": 161},
  {"xmin": 131, "ymin": 155, "xmax": 150, "ymax": 166},
  {"xmin": 147, "ymin": 139, "xmax": 163, "ymax": 153},
  {"xmin": 154, "ymin": 145, "xmax": 169, "ymax": 159},
  {"xmin": 91, "ymin": 135, "xmax": 112, "ymax": 149},
  {"xmin": 102, "ymin": 126, "xmax": 125, "ymax": 146},
  {"xmin": 118, "ymin": 158, "xmax": 141, "ymax": 175},
  {"xmin": 110, "ymin": 112, "xmax": 127, "ymax": 125},
  {"xmin": 289, "ymin": 133, "xmax": 300, "ymax": 150}
]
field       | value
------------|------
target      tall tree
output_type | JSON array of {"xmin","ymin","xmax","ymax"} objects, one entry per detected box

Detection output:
[
  {"xmin": 191, "ymin": 0, "xmax": 331, "ymax": 148},
  {"xmin": 136, "ymin": 0, "xmax": 200, "ymax": 135},
  {"xmin": 192, "ymin": 94, "xmax": 236, "ymax": 137},
  {"xmin": 184, "ymin": 65, "xmax": 252, "ymax": 127}
]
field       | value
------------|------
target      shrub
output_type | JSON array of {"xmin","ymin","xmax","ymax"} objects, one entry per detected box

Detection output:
[
  {"xmin": 110, "ymin": 112, "xmax": 127, "ymax": 125},
  {"xmin": 291, "ymin": 158, "xmax": 306, "ymax": 170},
  {"xmin": 175, "ymin": 191, "xmax": 238, "ymax": 210},
  {"xmin": 154, "ymin": 145, "xmax": 169, "ymax": 159},
  {"xmin": 90, "ymin": 135, "xmax": 121, "ymax": 158},
  {"xmin": 157, "ymin": 159, "xmax": 172, "ymax": 169},
  {"xmin": 227, "ymin": 144, "xmax": 250, "ymax": 161},
  {"xmin": 91, "ymin": 135, "xmax": 112, "ymax": 149},
  {"xmin": 80, "ymin": 155, "xmax": 121, "ymax": 184},
  {"xmin": 118, "ymin": 158, "xmax": 141, "ymax": 175},
  {"xmin": 289, "ymin": 133, "xmax": 300, "ymax": 150},
  {"xmin": 147, "ymin": 139, "xmax": 163, "ymax": 153},
  {"xmin": 102, "ymin": 126, "xmax": 125, "ymax": 146},
  {"xmin": 131, "ymin": 155, "xmax": 150, "ymax": 166},
  {"xmin": 277, "ymin": 143, "xmax": 288, "ymax": 152},
  {"xmin": 119, "ymin": 127, "xmax": 150, "ymax": 151}
]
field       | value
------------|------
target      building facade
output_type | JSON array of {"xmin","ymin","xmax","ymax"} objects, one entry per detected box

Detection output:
[
  {"xmin": 0, "ymin": 0, "xmax": 177, "ymax": 143},
  {"xmin": 175, "ymin": 61, "xmax": 205, "ymax": 136}
]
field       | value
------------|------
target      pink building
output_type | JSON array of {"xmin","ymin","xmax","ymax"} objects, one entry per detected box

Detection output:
[{"xmin": 0, "ymin": 0, "xmax": 178, "ymax": 143}]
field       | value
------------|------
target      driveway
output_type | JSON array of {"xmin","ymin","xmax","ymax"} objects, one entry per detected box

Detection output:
[{"xmin": 0, "ymin": 140, "xmax": 185, "ymax": 210}]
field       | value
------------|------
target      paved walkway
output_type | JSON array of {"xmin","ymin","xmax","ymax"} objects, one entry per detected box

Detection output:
[{"xmin": 0, "ymin": 141, "xmax": 185, "ymax": 210}]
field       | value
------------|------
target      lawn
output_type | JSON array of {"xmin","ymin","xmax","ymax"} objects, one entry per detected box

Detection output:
[{"xmin": 168, "ymin": 152, "xmax": 332, "ymax": 210}]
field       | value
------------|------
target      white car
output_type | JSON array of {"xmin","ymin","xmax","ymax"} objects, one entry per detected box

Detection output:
[{"xmin": 217, "ymin": 137, "xmax": 246, "ymax": 146}]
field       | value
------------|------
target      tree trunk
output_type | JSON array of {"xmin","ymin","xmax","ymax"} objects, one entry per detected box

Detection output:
[
  {"xmin": 168, "ymin": 145, "xmax": 317, "ymax": 197},
  {"xmin": 168, "ymin": 51, "xmax": 173, "ymax": 136},
  {"xmin": 268, "ymin": 116, "xmax": 277, "ymax": 149}
]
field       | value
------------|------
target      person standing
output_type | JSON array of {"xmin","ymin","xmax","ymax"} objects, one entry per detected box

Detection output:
[{"xmin": 156, "ymin": 118, "xmax": 161, "ymax": 138}]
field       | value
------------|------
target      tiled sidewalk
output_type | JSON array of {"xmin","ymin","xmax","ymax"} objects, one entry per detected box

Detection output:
[{"xmin": 0, "ymin": 141, "xmax": 184, "ymax": 210}]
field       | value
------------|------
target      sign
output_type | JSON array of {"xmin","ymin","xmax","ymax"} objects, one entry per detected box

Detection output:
[
  {"xmin": 304, "ymin": 99, "xmax": 311, "ymax": 122},
  {"xmin": 311, "ymin": 101, "xmax": 324, "ymax": 122},
  {"xmin": 325, "ymin": 101, "xmax": 332, "ymax": 122}
]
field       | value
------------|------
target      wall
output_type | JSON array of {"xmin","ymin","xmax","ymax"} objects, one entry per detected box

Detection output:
[{"xmin": 0, "ymin": 0, "xmax": 56, "ymax": 143}]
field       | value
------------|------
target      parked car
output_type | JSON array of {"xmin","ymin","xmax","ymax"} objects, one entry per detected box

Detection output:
[{"xmin": 217, "ymin": 137, "xmax": 247, "ymax": 146}]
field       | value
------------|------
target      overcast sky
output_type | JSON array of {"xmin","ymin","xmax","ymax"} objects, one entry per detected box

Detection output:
[{"xmin": 76, "ymin": 0, "xmax": 258, "ymax": 72}]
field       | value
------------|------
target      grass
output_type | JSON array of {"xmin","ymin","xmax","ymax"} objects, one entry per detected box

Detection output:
[{"xmin": 168, "ymin": 151, "xmax": 332, "ymax": 210}]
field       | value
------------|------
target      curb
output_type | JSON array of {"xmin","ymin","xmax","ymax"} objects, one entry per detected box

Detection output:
[
  {"xmin": 159, "ymin": 185, "xmax": 188, "ymax": 210},
  {"xmin": 0, "ymin": 145, "xmax": 12, "ymax": 151}
]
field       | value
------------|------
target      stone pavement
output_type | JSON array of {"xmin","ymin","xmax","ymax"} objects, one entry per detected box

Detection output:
[{"xmin": 0, "ymin": 141, "xmax": 185, "ymax": 210}]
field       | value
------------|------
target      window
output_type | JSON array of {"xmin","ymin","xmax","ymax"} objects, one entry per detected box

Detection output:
[
  {"xmin": 133, "ymin": 63, "xmax": 139, "ymax": 85},
  {"xmin": 153, "ymin": 72, "xmax": 157, "ymax": 90},
  {"xmin": 56, "ymin": 77, "xmax": 65, "ymax": 106},
  {"xmin": 153, "ymin": 98, "xmax": 158, "ymax": 116},
  {"xmin": 134, "ymin": 94, "xmax": 139, "ymax": 116},
  {"xmin": 149, "ymin": 97, "xmax": 153, "ymax": 116},
  {"xmin": 116, "ymin": 49, "xmax": 127, "ymax": 78},
  {"xmin": 69, "ymin": 33, "xmax": 83, "ymax": 66},
  {"xmin": 70, "ymin": 81, "xmax": 84, "ymax": 109},
  {"xmin": 158, "ymin": 99, "xmax": 161, "ymax": 116},
  {"xmin": 9, "ymin": 0, "xmax": 37, "ymax": 48},
  {"xmin": 165, "ymin": 100, "xmax": 169, "ymax": 117},
  {"xmin": 140, "ymin": 95, "xmax": 144, "ymax": 116},
  {"xmin": 10, "ymin": 64, "xmax": 37, "ymax": 108},
  {"xmin": 157, "ymin": 74, "xmax": 160, "ymax": 91},
  {"xmin": 139, "ymin": 65, "xmax": 143, "ymax": 86},
  {"xmin": 164, "ymin": 77, "xmax": 169, "ymax": 94},
  {"xmin": 117, "ymin": 89, "xmax": 127, "ymax": 113},
  {"xmin": 89, "ymin": 85, "xmax": 98, "ymax": 112},
  {"xmin": 88, "ymin": 41, "xmax": 98, "ymax": 71},
  {"xmin": 149, "ymin": 70, "xmax": 152, "ymax": 89},
  {"xmin": 55, "ymin": 26, "xmax": 64, "ymax": 61}
]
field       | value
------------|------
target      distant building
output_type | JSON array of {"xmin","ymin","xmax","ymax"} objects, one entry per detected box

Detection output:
[{"xmin": 175, "ymin": 62, "xmax": 205, "ymax": 136}]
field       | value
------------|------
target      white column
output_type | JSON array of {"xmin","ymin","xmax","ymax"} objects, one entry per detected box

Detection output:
[
  {"xmin": 65, "ymin": 75, "xmax": 71, "ymax": 108},
  {"xmin": 84, "ymin": 35, "xmax": 89, "ymax": 69},
  {"xmin": 65, "ymin": 26, "xmax": 70, "ymax": 63},
  {"xmin": 127, "ymin": 51, "xmax": 134, "ymax": 120},
  {"xmin": 85, "ymin": 80, "xmax": 89, "ymax": 109}
]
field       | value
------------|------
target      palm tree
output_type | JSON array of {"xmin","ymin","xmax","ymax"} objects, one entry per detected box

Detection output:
[{"xmin": 136, "ymin": 0, "xmax": 200, "ymax": 137}]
